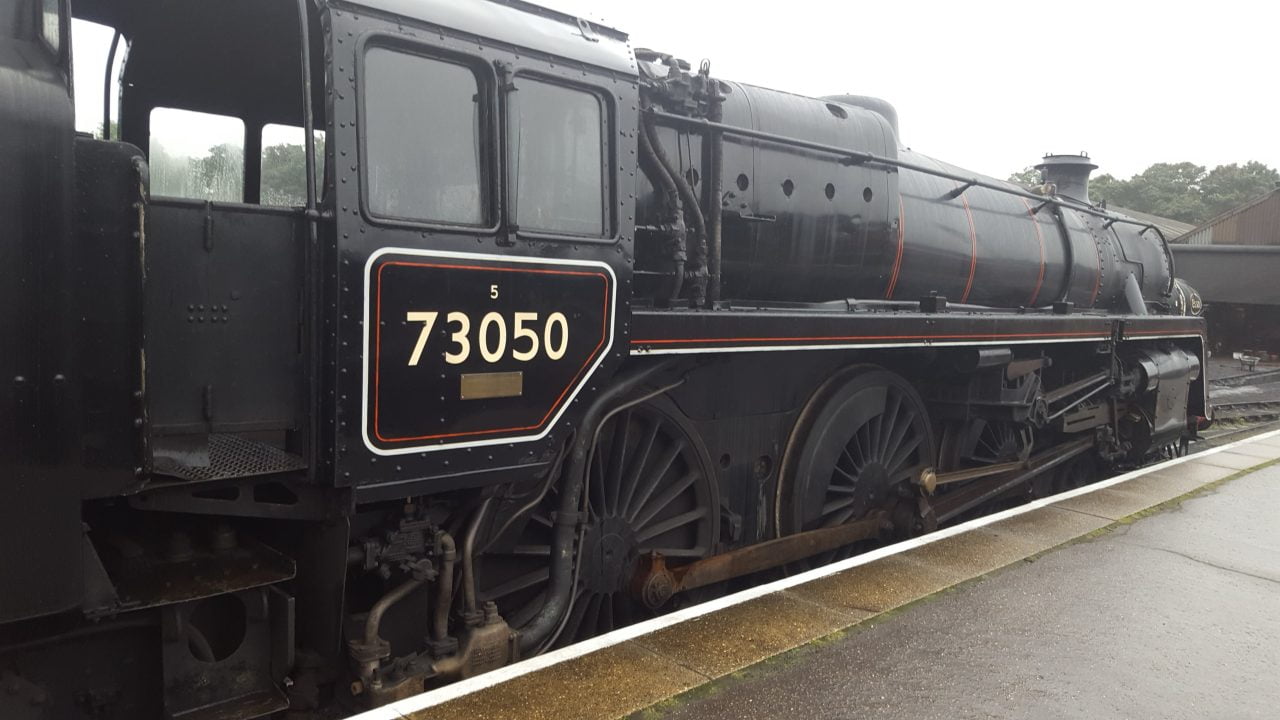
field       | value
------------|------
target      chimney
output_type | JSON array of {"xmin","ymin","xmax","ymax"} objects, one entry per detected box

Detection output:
[{"xmin": 1035, "ymin": 152, "xmax": 1097, "ymax": 204}]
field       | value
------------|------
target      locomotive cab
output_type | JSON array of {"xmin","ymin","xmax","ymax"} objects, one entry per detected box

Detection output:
[{"xmin": 106, "ymin": 0, "xmax": 326, "ymax": 485}]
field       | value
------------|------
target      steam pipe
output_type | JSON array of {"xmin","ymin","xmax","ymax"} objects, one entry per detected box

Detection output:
[
  {"xmin": 461, "ymin": 500, "xmax": 491, "ymax": 618},
  {"xmin": 706, "ymin": 90, "xmax": 724, "ymax": 306},
  {"xmin": 357, "ymin": 578, "xmax": 423, "ymax": 682},
  {"xmin": 638, "ymin": 114, "xmax": 686, "ymax": 302},
  {"xmin": 644, "ymin": 117, "xmax": 707, "ymax": 307},
  {"xmin": 517, "ymin": 360, "xmax": 675, "ymax": 654},
  {"xmin": 432, "ymin": 533, "xmax": 457, "ymax": 642}
]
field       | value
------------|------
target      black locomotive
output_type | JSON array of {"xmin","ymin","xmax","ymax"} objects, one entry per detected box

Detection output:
[{"xmin": 1, "ymin": 0, "xmax": 1206, "ymax": 717}]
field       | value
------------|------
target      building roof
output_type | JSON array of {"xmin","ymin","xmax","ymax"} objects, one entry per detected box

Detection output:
[
  {"xmin": 1109, "ymin": 206, "xmax": 1197, "ymax": 241},
  {"xmin": 1175, "ymin": 189, "xmax": 1280, "ymax": 246}
]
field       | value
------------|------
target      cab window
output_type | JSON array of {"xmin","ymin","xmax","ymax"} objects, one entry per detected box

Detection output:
[
  {"xmin": 148, "ymin": 108, "xmax": 245, "ymax": 202},
  {"xmin": 261, "ymin": 123, "xmax": 325, "ymax": 207},
  {"xmin": 362, "ymin": 47, "xmax": 486, "ymax": 226},
  {"xmin": 508, "ymin": 78, "xmax": 607, "ymax": 237},
  {"xmin": 40, "ymin": 0, "xmax": 61, "ymax": 55}
]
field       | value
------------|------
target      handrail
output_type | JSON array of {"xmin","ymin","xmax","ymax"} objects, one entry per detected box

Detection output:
[{"xmin": 646, "ymin": 109, "xmax": 1171, "ymax": 245}]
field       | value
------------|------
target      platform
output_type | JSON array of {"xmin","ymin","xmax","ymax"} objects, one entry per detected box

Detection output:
[{"xmin": 350, "ymin": 429, "xmax": 1280, "ymax": 720}]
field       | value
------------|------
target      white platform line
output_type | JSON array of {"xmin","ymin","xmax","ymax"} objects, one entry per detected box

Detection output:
[{"xmin": 350, "ymin": 427, "xmax": 1280, "ymax": 720}]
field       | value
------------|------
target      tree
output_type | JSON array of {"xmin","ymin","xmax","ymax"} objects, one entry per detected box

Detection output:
[
  {"xmin": 1006, "ymin": 166, "xmax": 1042, "ymax": 188},
  {"xmin": 261, "ymin": 143, "xmax": 309, "ymax": 206},
  {"xmin": 194, "ymin": 143, "xmax": 245, "ymax": 202},
  {"xmin": 1024, "ymin": 160, "xmax": 1280, "ymax": 225},
  {"xmin": 1200, "ymin": 161, "xmax": 1280, "ymax": 219},
  {"xmin": 96, "ymin": 121, "xmax": 121, "ymax": 140}
]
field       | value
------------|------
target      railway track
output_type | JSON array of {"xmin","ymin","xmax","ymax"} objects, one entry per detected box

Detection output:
[{"xmin": 1208, "ymin": 366, "xmax": 1280, "ymax": 423}]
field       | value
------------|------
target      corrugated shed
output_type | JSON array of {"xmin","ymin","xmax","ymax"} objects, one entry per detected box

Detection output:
[
  {"xmin": 1109, "ymin": 206, "xmax": 1196, "ymax": 240},
  {"xmin": 1174, "ymin": 188, "xmax": 1280, "ymax": 246}
]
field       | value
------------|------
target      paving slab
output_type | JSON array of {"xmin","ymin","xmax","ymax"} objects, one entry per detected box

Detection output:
[
  {"xmin": 1138, "ymin": 462, "xmax": 1232, "ymax": 489},
  {"xmin": 1052, "ymin": 484, "xmax": 1181, "ymax": 520},
  {"xmin": 979, "ymin": 505, "xmax": 1112, "ymax": 553},
  {"xmin": 1215, "ymin": 442, "xmax": 1280, "ymax": 460},
  {"xmin": 1186, "ymin": 449, "xmax": 1268, "ymax": 470},
  {"xmin": 413, "ymin": 642, "xmax": 703, "ymax": 720},
  {"xmin": 787, "ymin": 553, "xmax": 962, "ymax": 615},
  {"xmin": 633, "ymin": 590, "xmax": 858, "ymax": 679}
]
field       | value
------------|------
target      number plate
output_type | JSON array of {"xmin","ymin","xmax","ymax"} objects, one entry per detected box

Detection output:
[{"xmin": 362, "ymin": 249, "xmax": 615, "ymax": 455}]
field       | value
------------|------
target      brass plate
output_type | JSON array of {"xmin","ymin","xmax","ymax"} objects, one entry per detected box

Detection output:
[{"xmin": 460, "ymin": 371, "xmax": 524, "ymax": 400}]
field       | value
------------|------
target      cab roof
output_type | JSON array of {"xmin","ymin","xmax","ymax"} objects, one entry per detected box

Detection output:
[
  {"xmin": 337, "ymin": 0, "xmax": 636, "ymax": 75},
  {"xmin": 75, "ymin": 0, "xmax": 638, "ymax": 77}
]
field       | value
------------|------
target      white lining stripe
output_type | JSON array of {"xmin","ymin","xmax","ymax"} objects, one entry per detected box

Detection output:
[
  {"xmin": 350, "ymin": 426, "xmax": 1279, "ymax": 719},
  {"xmin": 629, "ymin": 333, "xmax": 1204, "ymax": 356}
]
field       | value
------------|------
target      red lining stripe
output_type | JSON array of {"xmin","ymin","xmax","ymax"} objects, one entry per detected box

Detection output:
[
  {"xmin": 885, "ymin": 196, "xmax": 906, "ymax": 299},
  {"xmin": 1020, "ymin": 197, "xmax": 1046, "ymax": 306},
  {"xmin": 959, "ymin": 193, "xmax": 978, "ymax": 303}
]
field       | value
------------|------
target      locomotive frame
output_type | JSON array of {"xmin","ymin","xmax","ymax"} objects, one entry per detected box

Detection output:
[{"xmin": 1, "ymin": 0, "xmax": 1207, "ymax": 717}]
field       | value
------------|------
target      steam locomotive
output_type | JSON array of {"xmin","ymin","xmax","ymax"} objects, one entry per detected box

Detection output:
[{"xmin": 1, "ymin": 0, "xmax": 1206, "ymax": 717}]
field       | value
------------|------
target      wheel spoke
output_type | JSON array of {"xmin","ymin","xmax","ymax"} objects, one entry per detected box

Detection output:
[
  {"xmin": 821, "ymin": 495, "xmax": 857, "ymax": 517},
  {"xmin": 606, "ymin": 411, "xmax": 632, "ymax": 515},
  {"xmin": 880, "ymin": 410, "xmax": 914, "ymax": 469},
  {"xmin": 619, "ymin": 420, "xmax": 660, "ymax": 514},
  {"xmin": 635, "ymin": 507, "xmax": 707, "ymax": 543},
  {"xmin": 851, "ymin": 425, "xmax": 869, "ymax": 466},
  {"xmin": 584, "ymin": 595, "xmax": 604, "ymax": 637},
  {"xmin": 878, "ymin": 392, "xmax": 902, "ymax": 457},
  {"xmin": 590, "ymin": 446, "xmax": 607, "ymax": 516},
  {"xmin": 859, "ymin": 420, "xmax": 876, "ymax": 462},
  {"xmin": 563, "ymin": 592, "xmax": 593, "ymax": 642},
  {"xmin": 631, "ymin": 469, "xmax": 697, "ymax": 528},
  {"xmin": 482, "ymin": 567, "xmax": 549, "ymax": 601},
  {"xmin": 886, "ymin": 432, "xmax": 924, "ymax": 476},
  {"xmin": 825, "ymin": 505, "xmax": 859, "ymax": 528},
  {"xmin": 601, "ymin": 594, "xmax": 615, "ymax": 633},
  {"xmin": 626, "ymin": 438, "xmax": 685, "ymax": 519},
  {"xmin": 840, "ymin": 446, "xmax": 863, "ymax": 475},
  {"xmin": 832, "ymin": 462, "xmax": 858, "ymax": 484},
  {"xmin": 869, "ymin": 413, "xmax": 884, "ymax": 461}
]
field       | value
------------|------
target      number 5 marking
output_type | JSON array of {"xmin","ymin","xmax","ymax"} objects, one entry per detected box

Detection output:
[
  {"xmin": 490, "ymin": 284, "xmax": 499, "ymax": 300},
  {"xmin": 406, "ymin": 311, "xmax": 439, "ymax": 366}
]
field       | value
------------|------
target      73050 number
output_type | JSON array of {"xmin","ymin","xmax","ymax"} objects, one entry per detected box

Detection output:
[{"xmin": 405, "ymin": 311, "xmax": 569, "ymax": 366}]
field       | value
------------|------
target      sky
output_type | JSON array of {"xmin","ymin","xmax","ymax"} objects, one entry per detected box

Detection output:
[{"xmin": 72, "ymin": 0, "xmax": 1279, "ymax": 179}]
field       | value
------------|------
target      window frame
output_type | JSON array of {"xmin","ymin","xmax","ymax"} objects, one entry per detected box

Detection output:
[
  {"xmin": 355, "ymin": 36, "xmax": 500, "ymax": 234},
  {"xmin": 37, "ymin": 0, "xmax": 65, "ymax": 62},
  {"xmin": 505, "ymin": 71, "xmax": 615, "ymax": 243}
]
